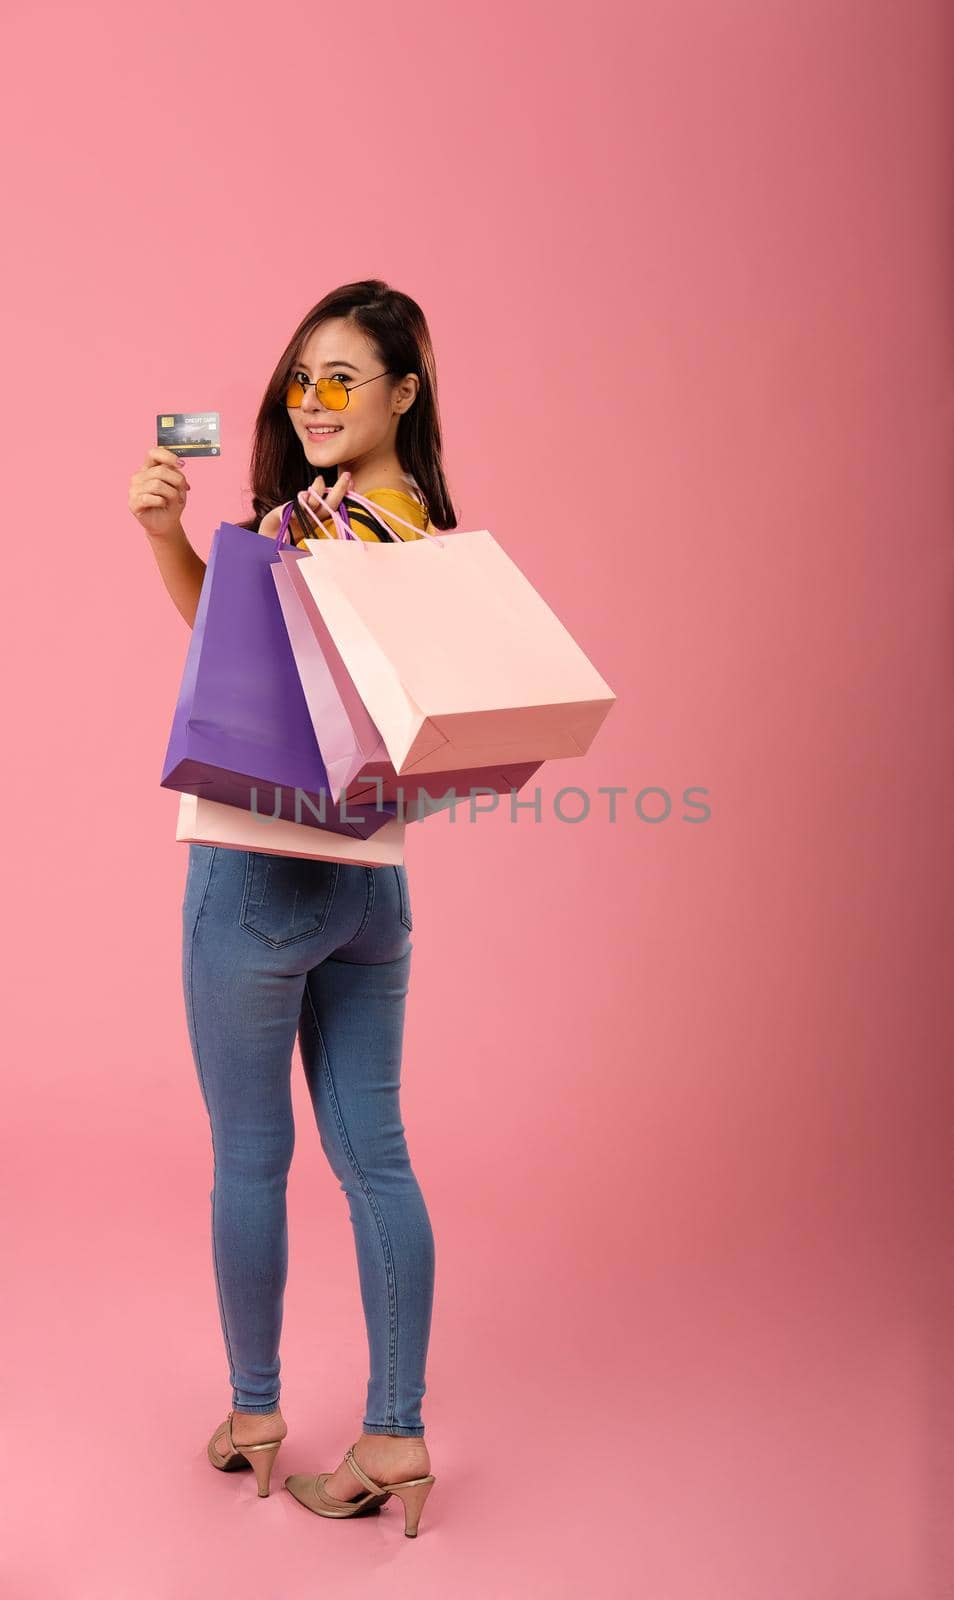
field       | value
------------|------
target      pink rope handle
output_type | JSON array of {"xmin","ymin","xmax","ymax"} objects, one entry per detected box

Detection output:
[
  {"xmin": 295, "ymin": 487, "xmax": 357, "ymax": 541},
  {"xmin": 297, "ymin": 483, "xmax": 448, "ymax": 553},
  {"xmin": 270, "ymin": 491, "xmax": 355, "ymax": 548},
  {"xmin": 345, "ymin": 488, "xmax": 446, "ymax": 547}
]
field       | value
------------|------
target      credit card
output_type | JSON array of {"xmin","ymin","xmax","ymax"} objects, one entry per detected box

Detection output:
[{"xmin": 157, "ymin": 412, "xmax": 221, "ymax": 456}]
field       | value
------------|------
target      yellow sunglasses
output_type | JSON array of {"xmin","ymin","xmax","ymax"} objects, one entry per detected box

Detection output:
[{"xmin": 285, "ymin": 369, "xmax": 393, "ymax": 411}]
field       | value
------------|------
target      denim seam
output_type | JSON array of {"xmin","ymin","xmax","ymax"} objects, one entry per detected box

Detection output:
[
  {"xmin": 300, "ymin": 976, "xmax": 399, "ymax": 1429},
  {"xmin": 393, "ymin": 864, "xmax": 412, "ymax": 931},
  {"xmin": 185, "ymin": 848, "xmax": 239, "ymax": 1397},
  {"xmin": 335, "ymin": 866, "xmax": 375, "ymax": 950}
]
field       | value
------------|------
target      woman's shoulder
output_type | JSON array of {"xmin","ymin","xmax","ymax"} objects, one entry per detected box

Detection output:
[
  {"xmin": 307, "ymin": 485, "xmax": 429, "ymax": 544},
  {"xmin": 361, "ymin": 485, "xmax": 423, "ymax": 510}
]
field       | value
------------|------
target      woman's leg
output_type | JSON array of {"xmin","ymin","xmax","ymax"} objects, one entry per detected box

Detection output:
[
  {"xmin": 181, "ymin": 844, "xmax": 303, "ymax": 1415},
  {"xmin": 298, "ymin": 865, "xmax": 435, "ymax": 1439}
]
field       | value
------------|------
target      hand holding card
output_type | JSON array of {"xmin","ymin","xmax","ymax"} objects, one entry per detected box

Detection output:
[{"xmin": 128, "ymin": 445, "xmax": 192, "ymax": 540}]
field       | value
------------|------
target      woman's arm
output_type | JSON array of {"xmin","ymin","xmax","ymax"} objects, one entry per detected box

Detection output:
[
  {"xmin": 145, "ymin": 519, "xmax": 207, "ymax": 629},
  {"xmin": 129, "ymin": 447, "xmax": 205, "ymax": 627}
]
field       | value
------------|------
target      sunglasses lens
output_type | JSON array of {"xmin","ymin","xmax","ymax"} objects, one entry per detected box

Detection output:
[
  {"xmin": 285, "ymin": 378, "xmax": 349, "ymax": 409},
  {"xmin": 318, "ymin": 379, "xmax": 348, "ymax": 410}
]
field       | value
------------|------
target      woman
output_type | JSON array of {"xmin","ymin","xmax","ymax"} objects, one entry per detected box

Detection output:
[{"xmin": 126, "ymin": 280, "xmax": 454, "ymax": 1538}]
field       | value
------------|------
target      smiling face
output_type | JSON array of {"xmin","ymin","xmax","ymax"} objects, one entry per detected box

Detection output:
[{"xmin": 287, "ymin": 316, "xmax": 418, "ymax": 474}]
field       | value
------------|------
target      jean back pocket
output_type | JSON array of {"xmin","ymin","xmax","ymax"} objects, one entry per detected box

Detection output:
[{"xmin": 239, "ymin": 853, "xmax": 340, "ymax": 947}]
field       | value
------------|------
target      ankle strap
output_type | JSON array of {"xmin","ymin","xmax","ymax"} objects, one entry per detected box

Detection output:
[{"xmin": 346, "ymin": 1446, "xmax": 385, "ymax": 1495}]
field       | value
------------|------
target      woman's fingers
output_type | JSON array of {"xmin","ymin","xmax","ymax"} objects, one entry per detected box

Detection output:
[
  {"xmin": 304, "ymin": 471, "xmax": 352, "ymax": 514},
  {"xmin": 143, "ymin": 446, "xmax": 191, "ymax": 490},
  {"xmin": 128, "ymin": 446, "xmax": 191, "ymax": 536},
  {"xmin": 328, "ymin": 470, "xmax": 352, "ymax": 509},
  {"xmin": 302, "ymin": 475, "xmax": 327, "ymax": 513},
  {"xmin": 149, "ymin": 464, "xmax": 191, "ymax": 491}
]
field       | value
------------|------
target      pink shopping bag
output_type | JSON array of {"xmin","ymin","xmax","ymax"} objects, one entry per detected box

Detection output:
[
  {"xmin": 271, "ymin": 522, "xmax": 384, "ymax": 798},
  {"xmin": 292, "ymin": 488, "xmax": 617, "ymax": 777},
  {"xmin": 271, "ymin": 504, "xmax": 544, "ymax": 809},
  {"xmin": 175, "ymin": 791, "xmax": 406, "ymax": 864}
]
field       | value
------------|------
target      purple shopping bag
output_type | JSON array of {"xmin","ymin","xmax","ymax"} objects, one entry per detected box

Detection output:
[{"xmin": 160, "ymin": 501, "xmax": 397, "ymax": 838}]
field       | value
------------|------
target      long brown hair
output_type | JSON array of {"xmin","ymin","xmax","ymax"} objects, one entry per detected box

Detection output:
[{"xmin": 235, "ymin": 279, "xmax": 458, "ymax": 532}]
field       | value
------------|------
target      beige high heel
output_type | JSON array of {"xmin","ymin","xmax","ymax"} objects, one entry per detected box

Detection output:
[
  {"xmin": 285, "ymin": 1443, "xmax": 436, "ymax": 1537},
  {"xmin": 207, "ymin": 1411, "xmax": 285, "ymax": 1497}
]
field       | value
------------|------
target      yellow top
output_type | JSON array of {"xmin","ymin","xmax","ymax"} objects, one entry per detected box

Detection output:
[{"xmin": 290, "ymin": 486, "xmax": 433, "ymax": 546}]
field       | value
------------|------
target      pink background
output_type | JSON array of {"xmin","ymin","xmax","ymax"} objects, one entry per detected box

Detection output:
[{"xmin": 2, "ymin": 1, "xmax": 951, "ymax": 1596}]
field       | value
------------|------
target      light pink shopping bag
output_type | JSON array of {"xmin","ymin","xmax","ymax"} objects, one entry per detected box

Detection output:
[
  {"xmin": 294, "ymin": 489, "xmax": 617, "ymax": 777},
  {"xmin": 272, "ymin": 533, "xmax": 544, "ymax": 810},
  {"xmin": 272, "ymin": 541, "xmax": 382, "ymax": 797},
  {"xmin": 175, "ymin": 791, "xmax": 406, "ymax": 864}
]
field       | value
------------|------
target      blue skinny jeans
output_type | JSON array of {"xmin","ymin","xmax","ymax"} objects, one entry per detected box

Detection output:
[{"xmin": 181, "ymin": 842, "xmax": 435, "ymax": 1436}]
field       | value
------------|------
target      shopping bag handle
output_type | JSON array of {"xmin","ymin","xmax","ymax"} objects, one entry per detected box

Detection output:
[
  {"xmin": 272, "ymin": 494, "xmax": 359, "ymax": 552},
  {"xmin": 345, "ymin": 489, "xmax": 446, "ymax": 548},
  {"xmin": 274, "ymin": 499, "xmax": 301, "ymax": 551},
  {"xmin": 300, "ymin": 485, "xmax": 446, "ymax": 549}
]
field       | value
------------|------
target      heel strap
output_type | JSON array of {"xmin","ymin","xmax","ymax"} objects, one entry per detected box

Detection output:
[
  {"xmin": 226, "ymin": 1410, "xmax": 282, "ymax": 1452},
  {"xmin": 345, "ymin": 1445, "xmax": 386, "ymax": 1496}
]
